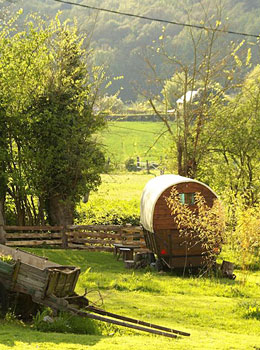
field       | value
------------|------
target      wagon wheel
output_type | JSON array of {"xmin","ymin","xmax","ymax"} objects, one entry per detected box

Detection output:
[{"xmin": 0, "ymin": 282, "xmax": 8, "ymax": 317}]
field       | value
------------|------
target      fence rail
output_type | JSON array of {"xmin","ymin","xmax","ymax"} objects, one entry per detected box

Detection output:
[{"xmin": 3, "ymin": 225, "xmax": 145, "ymax": 252}]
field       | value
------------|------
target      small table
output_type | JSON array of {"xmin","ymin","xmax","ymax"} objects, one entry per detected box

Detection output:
[{"xmin": 113, "ymin": 243, "xmax": 141, "ymax": 261}]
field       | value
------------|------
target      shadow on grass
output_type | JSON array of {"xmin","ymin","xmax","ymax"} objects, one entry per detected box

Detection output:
[
  {"xmin": 0, "ymin": 322, "xmax": 104, "ymax": 347},
  {"xmin": 26, "ymin": 248, "xmax": 126, "ymax": 274}
]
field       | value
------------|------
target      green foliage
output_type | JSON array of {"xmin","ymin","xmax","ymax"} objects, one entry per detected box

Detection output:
[
  {"xmin": 0, "ymin": 254, "xmax": 14, "ymax": 264},
  {"xmin": 203, "ymin": 65, "xmax": 260, "ymax": 203},
  {"xmin": 95, "ymin": 94, "xmax": 126, "ymax": 114},
  {"xmin": 33, "ymin": 309, "xmax": 100, "ymax": 335},
  {"xmin": 225, "ymin": 197, "xmax": 260, "ymax": 272},
  {"xmin": 124, "ymin": 158, "xmax": 138, "ymax": 172},
  {"xmin": 76, "ymin": 198, "xmax": 140, "ymax": 225},
  {"xmin": 162, "ymin": 72, "xmax": 204, "ymax": 109},
  {"xmin": 166, "ymin": 187, "xmax": 225, "ymax": 270},
  {"xmin": 75, "ymin": 174, "xmax": 154, "ymax": 225},
  {"xmin": 238, "ymin": 301, "xmax": 260, "ymax": 320},
  {"xmin": 0, "ymin": 13, "xmax": 106, "ymax": 225},
  {"xmin": 3, "ymin": 0, "xmax": 260, "ymax": 102},
  {"xmin": 4, "ymin": 311, "xmax": 24, "ymax": 326}
]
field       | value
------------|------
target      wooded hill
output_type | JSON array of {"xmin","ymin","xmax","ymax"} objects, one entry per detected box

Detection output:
[{"xmin": 2, "ymin": 0, "xmax": 260, "ymax": 101}]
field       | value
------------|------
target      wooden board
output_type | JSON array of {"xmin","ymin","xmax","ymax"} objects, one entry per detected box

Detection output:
[
  {"xmin": 153, "ymin": 182, "xmax": 217, "ymax": 231},
  {"xmin": 4, "ymin": 226, "xmax": 63, "ymax": 231},
  {"xmin": 6, "ymin": 240, "xmax": 63, "ymax": 247},
  {"xmin": 6, "ymin": 233, "xmax": 62, "ymax": 239}
]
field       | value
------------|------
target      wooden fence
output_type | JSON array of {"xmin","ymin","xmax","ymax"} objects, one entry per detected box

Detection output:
[{"xmin": 3, "ymin": 225, "xmax": 145, "ymax": 252}]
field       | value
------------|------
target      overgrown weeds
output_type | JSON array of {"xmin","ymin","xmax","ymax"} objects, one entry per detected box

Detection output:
[
  {"xmin": 32, "ymin": 309, "xmax": 100, "ymax": 335},
  {"xmin": 237, "ymin": 301, "xmax": 260, "ymax": 320}
]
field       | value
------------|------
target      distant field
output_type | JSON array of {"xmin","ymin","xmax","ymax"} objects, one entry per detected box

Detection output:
[
  {"xmin": 99, "ymin": 121, "xmax": 173, "ymax": 168},
  {"xmin": 91, "ymin": 173, "xmax": 154, "ymax": 201}
]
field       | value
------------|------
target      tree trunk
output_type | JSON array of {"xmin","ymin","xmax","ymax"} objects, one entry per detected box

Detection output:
[
  {"xmin": 46, "ymin": 195, "xmax": 74, "ymax": 226},
  {"xmin": 0, "ymin": 199, "xmax": 6, "ymax": 244}
]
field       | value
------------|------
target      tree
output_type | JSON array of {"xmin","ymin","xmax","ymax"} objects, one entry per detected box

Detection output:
[
  {"xmin": 0, "ymin": 10, "xmax": 48, "ymax": 225},
  {"xmin": 24, "ymin": 18, "xmax": 106, "ymax": 225},
  {"xmin": 0, "ymin": 14, "xmax": 106, "ymax": 226},
  {"xmin": 206, "ymin": 65, "xmax": 260, "ymax": 204},
  {"xmin": 146, "ymin": 1, "xmax": 246, "ymax": 179}
]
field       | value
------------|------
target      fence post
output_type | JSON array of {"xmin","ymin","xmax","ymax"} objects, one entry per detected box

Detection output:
[
  {"xmin": 137, "ymin": 156, "xmax": 140, "ymax": 169},
  {"xmin": 62, "ymin": 226, "xmax": 68, "ymax": 249},
  {"xmin": 146, "ymin": 160, "xmax": 150, "ymax": 174}
]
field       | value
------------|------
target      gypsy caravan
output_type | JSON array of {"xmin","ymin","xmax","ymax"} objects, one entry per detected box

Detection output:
[{"xmin": 140, "ymin": 175, "xmax": 218, "ymax": 270}]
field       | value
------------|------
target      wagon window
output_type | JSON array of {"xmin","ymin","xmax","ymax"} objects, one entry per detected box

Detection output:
[{"xmin": 179, "ymin": 193, "xmax": 195, "ymax": 205}]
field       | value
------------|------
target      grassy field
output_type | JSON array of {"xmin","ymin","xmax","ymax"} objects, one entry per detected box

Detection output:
[
  {"xmin": 1, "ymin": 249, "xmax": 259, "ymax": 350},
  {"xmin": 1, "ymin": 171, "xmax": 259, "ymax": 349},
  {"xmin": 99, "ymin": 121, "xmax": 172, "ymax": 167},
  {"xmin": 76, "ymin": 173, "xmax": 155, "ymax": 224}
]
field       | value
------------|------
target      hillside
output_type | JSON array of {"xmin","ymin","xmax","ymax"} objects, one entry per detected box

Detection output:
[{"xmin": 1, "ymin": 0, "xmax": 260, "ymax": 101}]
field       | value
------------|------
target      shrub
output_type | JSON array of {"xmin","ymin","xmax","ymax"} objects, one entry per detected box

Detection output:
[
  {"xmin": 125, "ymin": 158, "xmax": 138, "ymax": 172},
  {"xmin": 0, "ymin": 254, "xmax": 14, "ymax": 264},
  {"xmin": 232, "ymin": 203, "xmax": 260, "ymax": 271},
  {"xmin": 166, "ymin": 187, "xmax": 226, "ymax": 271},
  {"xmin": 32, "ymin": 309, "xmax": 100, "ymax": 335}
]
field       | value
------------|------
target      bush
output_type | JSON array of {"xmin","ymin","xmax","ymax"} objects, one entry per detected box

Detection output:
[
  {"xmin": 166, "ymin": 187, "xmax": 225, "ymax": 271},
  {"xmin": 0, "ymin": 254, "xmax": 14, "ymax": 264},
  {"xmin": 232, "ymin": 203, "xmax": 260, "ymax": 271},
  {"xmin": 125, "ymin": 158, "xmax": 138, "ymax": 172},
  {"xmin": 32, "ymin": 309, "xmax": 100, "ymax": 335}
]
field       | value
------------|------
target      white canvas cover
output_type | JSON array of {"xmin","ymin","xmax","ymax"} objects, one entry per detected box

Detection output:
[{"xmin": 140, "ymin": 174, "xmax": 217, "ymax": 233}]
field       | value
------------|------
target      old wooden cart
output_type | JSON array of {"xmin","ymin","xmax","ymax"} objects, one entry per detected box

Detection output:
[{"xmin": 0, "ymin": 243, "xmax": 189, "ymax": 338}]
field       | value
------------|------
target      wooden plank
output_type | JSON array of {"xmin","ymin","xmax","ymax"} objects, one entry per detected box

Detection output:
[
  {"xmin": 67, "ymin": 231, "xmax": 122, "ymax": 239},
  {"xmin": 123, "ymin": 232, "xmax": 144, "ymax": 237},
  {"xmin": 123, "ymin": 240, "xmax": 146, "ymax": 246},
  {"xmin": 68, "ymin": 238, "xmax": 116, "ymax": 245},
  {"xmin": 67, "ymin": 225, "xmax": 124, "ymax": 231},
  {"xmin": 6, "ymin": 233, "xmax": 62, "ymax": 239},
  {"xmin": 4, "ymin": 226, "xmax": 63, "ymax": 231},
  {"xmin": 168, "ymin": 255, "xmax": 205, "ymax": 268},
  {"xmin": 121, "ymin": 227, "xmax": 143, "ymax": 233},
  {"xmin": 153, "ymin": 183, "xmax": 216, "ymax": 231},
  {"xmin": 6, "ymin": 240, "xmax": 63, "ymax": 247},
  {"xmin": 15, "ymin": 267, "xmax": 47, "ymax": 293},
  {"xmin": 67, "ymin": 244, "xmax": 113, "ymax": 251},
  {"xmin": 4, "ymin": 225, "xmax": 145, "ymax": 250},
  {"xmin": 0, "ymin": 261, "xmax": 15, "ymax": 276}
]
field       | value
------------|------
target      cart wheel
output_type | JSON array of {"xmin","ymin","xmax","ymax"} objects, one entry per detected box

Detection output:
[{"xmin": 0, "ymin": 282, "xmax": 8, "ymax": 317}]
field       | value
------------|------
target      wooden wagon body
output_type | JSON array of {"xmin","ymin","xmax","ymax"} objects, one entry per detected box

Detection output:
[
  {"xmin": 0, "ymin": 244, "xmax": 80, "ymax": 303},
  {"xmin": 140, "ymin": 174, "xmax": 218, "ymax": 270}
]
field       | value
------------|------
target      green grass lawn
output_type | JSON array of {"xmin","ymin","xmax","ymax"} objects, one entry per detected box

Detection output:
[
  {"xmin": 99, "ymin": 121, "xmax": 173, "ymax": 167},
  {"xmin": 1, "ymin": 249, "xmax": 259, "ymax": 350},
  {"xmin": 76, "ymin": 173, "xmax": 155, "ymax": 224}
]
